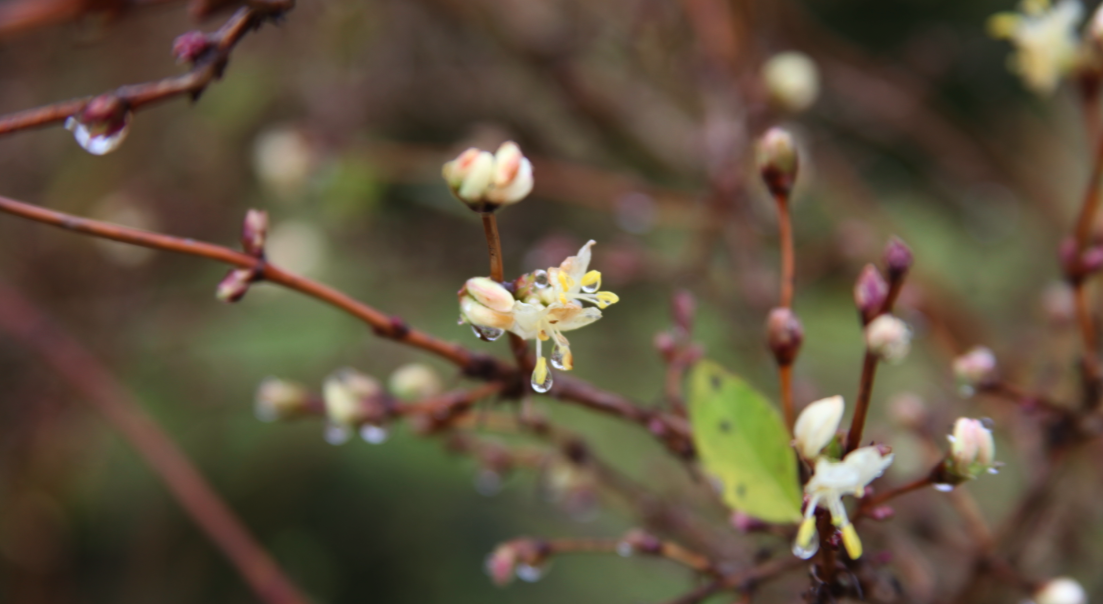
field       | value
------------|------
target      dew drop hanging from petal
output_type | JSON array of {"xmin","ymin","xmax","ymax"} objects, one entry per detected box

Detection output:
[
  {"xmin": 792, "ymin": 530, "xmax": 820, "ymax": 559},
  {"xmin": 531, "ymin": 365, "xmax": 553, "ymax": 393},
  {"xmin": 533, "ymin": 269, "xmax": 550, "ymax": 289},
  {"xmin": 471, "ymin": 324, "xmax": 504, "ymax": 341},
  {"xmin": 65, "ymin": 111, "xmax": 132, "ymax": 155},
  {"xmin": 550, "ymin": 347, "xmax": 567, "ymax": 370}
]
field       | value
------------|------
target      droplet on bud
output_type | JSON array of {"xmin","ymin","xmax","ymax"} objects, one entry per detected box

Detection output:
[
  {"xmin": 359, "ymin": 424, "xmax": 389, "ymax": 444},
  {"xmin": 471, "ymin": 324, "xmax": 505, "ymax": 342},
  {"xmin": 66, "ymin": 112, "xmax": 132, "ymax": 155}
]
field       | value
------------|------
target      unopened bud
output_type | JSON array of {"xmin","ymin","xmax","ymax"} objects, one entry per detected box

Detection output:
[
  {"xmin": 766, "ymin": 307, "xmax": 804, "ymax": 365},
  {"xmin": 854, "ymin": 264, "xmax": 889, "ymax": 323},
  {"xmin": 865, "ymin": 315, "xmax": 911, "ymax": 363},
  {"xmin": 254, "ymin": 377, "xmax": 310, "ymax": 422},
  {"xmin": 755, "ymin": 127, "xmax": 799, "ymax": 198},
  {"xmin": 172, "ymin": 30, "xmax": 211, "ymax": 63},
  {"xmin": 242, "ymin": 209, "xmax": 268, "ymax": 256},
  {"xmin": 463, "ymin": 277, "xmax": 515, "ymax": 313},
  {"xmin": 883, "ymin": 237, "xmax": 913, "ymax": 280},
  {"xmin": 443, "ymin": 142, "xmax": 534, "ymax": 211},
  {"xmin": 459, "ymin": 295, "xmax": 515, "ymax": 331},
  {"xmin": 888, "ymin": 392, "xmax": 927, "ymax": 429},
  {"xmin": 653, "ymin": 331, "xmax": 677, "ymax": 361},
  {"xmin": 1033, "ymin": 577, "xmax": 1087, "ymax": 604},
  {"xmin": 793, "ymin": 395, "xmax": 844, "ymax": 460},
  {"xmin": 485, "ymin": 141, "xmax": 534, "ymax": 205},
  {"xmin": 323, "ymin": 368, "xmax": 383, "ymax": 428},
  {"xmin": 215, "ymin": 268, "xmax": 255, "ymax": 303},
  {"xmin": 948, "ymin": 417, "xmax": 996, "ymax": 479},
  {"xmin": 485, "ymin": 543, "xmax": 518, "ymax": 586},
  {"xmin": 762, "ymin": 51, "xmax": 820, "ymax": 113},
  {"xmin": 388, "ymin": 363, "xmax": 443, "ymax": 401},
  {"xmin": 65, "ymin": 95, "xmax": 132, "ymax": 155},
  {"xmin": 953, "ymin": 346, "xmax": 998, "ymax": 390}
]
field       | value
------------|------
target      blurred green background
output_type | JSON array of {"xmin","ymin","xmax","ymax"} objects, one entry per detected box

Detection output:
[{"xmin": 0, "ymin": 0, "xmax": 1102, "ymax": 602}]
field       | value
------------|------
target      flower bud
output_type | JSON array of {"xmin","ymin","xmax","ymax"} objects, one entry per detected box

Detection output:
[
  {"xmin": 215, "ymin": 268, "xmax": 255, "ymax": 303},
  {"xmin": 463, "ymin": 277, "xmax": 515, "ymax": 313},
  {"xmin": 952, "ymin": 347, "xmax": 998, "ymax": 390},
  {"xmin": 888, "ymin": 392, "xmax": 927, "ymax": 429},
  {"xmin": 254, "ymin": 377, "xmax": 310, "ymax": 422},
  {"xmin": 865, "ymin": 315, "xmax": 911, "ymax": 363},
  {"xmin": 762, "ymin": 51, "xmax": 820, "ymax": 113},
  {"xmin": 485, "ymin": 141, "xmax": 534, "ymax": 205},
  {"xmin": 388, "ymin": 363, "xmax": 443, "ymax": 401},
  {"xmin": 755, "ymin": 127, "xmax": 799, "ymax": 198},
  {"xmin": 672, "ymin": 289, "xmax": 696, "ymax": 334},
  {"xmin": 172, "ymin": 30, "xmax": 211, "ymax": 63},
  {"xmin": 854, "ymin": 264, "xmax": 889, "ymax": 324},
  {"xmin": 793, "ymin": 395, "xmax": 844, "ymax": 460},
  {"xmin": 1033, "ymin": 577, "xmax": 1087, "ymax": 604},
  {"xmin": 323, "ymin": 368, "xmax": 382, "ymax": 427},
  {"xmin": 882, "ymin": 237, "xmax": 913, "ymax": 281},
  {"xmin": 949, "ymin": 417, "xmax": 996, "ymax": 479},
  {"xmin": 766, "ymin": 307, "xmax": 804, "ymax": 365},
  {"xmin": 459, "ymin": 295, "xmax": 515, "ymax": 331},
  {"xmin": 241, "ymin": 209, "xmax": 268, "ymax": 257},
  {"xmin": 485, "ymin": 543, "xmax": 518, "ymax": 586}
]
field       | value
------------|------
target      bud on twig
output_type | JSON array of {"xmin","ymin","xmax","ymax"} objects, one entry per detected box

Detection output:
[
  {"xmin": 793, "ymin": 395, "xmax": 844, "ymax": 460},
  {"xmin": 854, "ymin": 264, "xmax": 889, "ymax": 324},
  {"xmin": 323, "ymin": 368, "xmax": 385, "ymax": 433},
  {"xmin": 216, "ymin": 268, "xmax": 255, "ymax": 303},
  {"xmin": 762, "ymin": 51, "xmax": 820, "ymax": 113},
  {"xmin": 442, "ymin": 142, "xmax": 534, "ymax": 212},
  {"xmin": 766, "ymin": 307, "xmax": 804, "ymax": 365},
  {"xmin": 947, "ymin": 417, "xmax": 997, "ymax": 480},
  {"xmin": 172, "ymin": 30, "xmax": 212, "ymax": 64},
  {"xmin": 254, "ymin": 377, "xmax": 311, "ymax": 422},
  {"xmin": 952, "ymin": 347, "xmax": 998, "ymax": 391},
  {"xmin": 755, "ymin": 127, "xmax": 799, "ymax": 199},
  {"xmin": 388, "ymin": 363, "xmax": 443, "ymax": 401},
  {"xmin": 241, "ymin": 209, "xmax": 268, "ymax": 257},
  {"xmin": 882, "ymin": 237, "xmax": 913, "ymax": 281},
  {"xmin": 865, "ymin": 315, "xmax": 912, "ymax": 363}
]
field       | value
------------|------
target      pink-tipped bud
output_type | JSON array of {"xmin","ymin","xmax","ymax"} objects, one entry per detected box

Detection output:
[
  {"xmin": 865, "ymin": 315, "xmax": 912, "ymax": 363},
  {"xmin": 486, "ymin": 141, "xmax": 534, "ymax": 206},
  {"xmin": 463, "ymin": 277, "xmax": 515, "ymax": 313},
  {"xmin": 172, "ymin": 31, "xmax": 212, "ymax": 63},
  {"xmin": 215, "ymin": 268, "xmax": 254, "ymax": 303},
  {"xmin": 854, "ymin": 264, "xmax": 889, "ymax": 324},
  {"xmin": 765, "ymin": 307, "xmax": 804, "ymax": 365},
  {"xmin": 730, "ymin": 511, "xmax": 768, "ymax": 533},
  {"xmin": 949, "ymin": 417, "xmax": 996, "ymax": 479},
  {"xmin": 242, "ymin": 209, "xmax": 268, "ymax": 256},
  {"xmin": 755, "ymin": 127, "xmax": 799, "ymax": 198},
  {"xmin": 793, "ymin": 395, "xmax": 844, "ymax": 460},
  {"xmin": 883, "ymin": 237, "xmax": 913, "ymax": 281},
  {"xmin": 952, "ymin": 347, "xmax": 998, "ymax": 390}
]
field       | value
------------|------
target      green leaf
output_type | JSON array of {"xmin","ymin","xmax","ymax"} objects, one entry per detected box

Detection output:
[{"xmin": 687, "ymin": 360, "xmax": 802, "ymax": 524}]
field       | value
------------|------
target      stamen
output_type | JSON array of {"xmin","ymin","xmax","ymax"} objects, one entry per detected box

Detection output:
[
  {"xmin": 581, "ymin": 270, "xmax": 602, "ymax": 293},
  {"xmin": 840, "ymin": 524, "xmax": 863, "ymax": 560},
  {"xmin": 595, "ymin": 291, "xmax": 620, "ymax": 308},
  {"xmin": 796, "ymin": 517, "xmax": 817, "ymax": 549}
]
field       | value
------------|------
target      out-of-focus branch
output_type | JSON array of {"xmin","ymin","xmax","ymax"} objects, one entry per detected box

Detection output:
[
  {"xmin": 0, "ymin": 282, "xmax": 309, "ymax": 604},
  {"xmin": 0, "ymin": 0, "xmax": 292, "ymax": 136},
  {"xmin": 661, "ymin": 556, "xmax": 804, "ymax": 604}
]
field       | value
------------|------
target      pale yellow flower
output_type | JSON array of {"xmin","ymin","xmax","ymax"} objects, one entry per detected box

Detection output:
[{"xmin": 989, "ymin": 0, "xmax": 1084, "ymax": 94}]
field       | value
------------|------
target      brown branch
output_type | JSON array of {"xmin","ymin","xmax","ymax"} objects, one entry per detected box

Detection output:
[
  {"xmin": 0, "ymin": 282, "xmax": 308, "ymax": 604},
  {"xmin": 774, "ymin": 191, "xmax": 798, "ymax": 431},
  {"xmin": 0, "ymin": 0, "xmax": 293, "ymax": 137},
  {"xmin": 661, "ymin": 556, "xmax": 804, "ymax": 604}
]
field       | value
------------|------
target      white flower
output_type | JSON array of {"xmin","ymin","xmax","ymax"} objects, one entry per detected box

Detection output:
[
  {"xmin": 989, "ymin": 0, "xmax": 1084, "ymax": 95},
  {"xmin": 762, "ymin": 51, "xmax": 820, "ymax": 113},
  {"xmin": 793, "ymin": 395, "xmax": 844, "ymax": 460},
  {"xmin": 511, "ymin": 240, "xmax": 619, "ymax": 392},
  {"xmin": 793, "ymin": 447, "xmax": 894, "ymax": 561},
  {"xmin": 1032, "ymin": 577, "xmax": 1087, "ymax": 604},
  {"xmin": 865, "ymin": 315, "xmax": 912, "ymax": 363},
  {"xmin": 949, "ymin": 418, "xmax": 997, "ymax": 479}
]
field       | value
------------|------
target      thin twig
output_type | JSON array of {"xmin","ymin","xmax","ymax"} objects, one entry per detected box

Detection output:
[
  {"xmin": 774, "ymin": 192, "xmax": 797, "ymax": 431},
  {"xmin": 0, "ymin": 282, "xmax": 309, "ymax": 604},
  {"xmin": 0, "ymin": 1, "xmax": 293, "ymax": 137}
]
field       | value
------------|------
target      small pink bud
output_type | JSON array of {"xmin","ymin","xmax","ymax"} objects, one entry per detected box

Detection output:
[
  {"xmin": 854, "ymin": 264, "xmax": 889, "ymax": 323},
  {"xmin": 755, "ymin": 127, "xmax": 799, "ymax": 198},
  {"xmin": 952, "ymin": 347, "xmax": 998, "ymax": 390},
  {"xmin": 765, "ymin": 307, "xmax": 803, "ymax": 365},
  {"xmin": 653, "ymin": 331, "xmax": 677, "ymax": 361},
  {"xmin": 672, "ymin": 290, "xmax": 696, "ymax": 334},
  {"xmin": 241, "ymin": 209, "xmax": 268, "ymax": 256},
  {"xmin": 172, "ymin": 31, "xmax": 212, "ymax": 64},
  {"xmin": 882, "ymin": 237, "xmax": 913, "ymax": 280},
  {"xmin": 867, "ymin": 505, "xmax": 896, "ymax": 521},
  {"xmin": 730, "ymin": 511, "xmax": 767, "ymax": 533},
  {"xmin": 485, "ymin": 543, "xmax": 518, "ymax": 587},
  {"xmin": 865, "ymin": 315, "xmax": 911, "ymax": 363},
  {"xmin": 216, "ymin": 268, "xmax": 254, "ymax": 303}
]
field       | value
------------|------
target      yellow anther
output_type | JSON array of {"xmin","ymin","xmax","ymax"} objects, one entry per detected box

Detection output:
[
  {"xmin": 557, "ymin": 271, "xmax": 570, "ymax": 290},
  {"xmin": 986, "ymin": 12, "xmax": 1020, "ymax": 39},
  {"xmin": 840, "ymin": 524, "xmax": 863, "ymax": 560},
  {"xmin": 796, "ymin": 517, "xmax": 817, "ymax": 550},
  {"xmin": 538, "ymin": 329, "xmax": 550, "ymax": 341},
  {"xmin": 532, "ymin": 357, "xmax": 548, "ymax": 387},
  {"xmin": 581, "ymin": 270, "xmax": 602, "ymax": 290},
  {"xmin": 560, "ymin": 349, "xmax": 574, "ymax": 370},
  {"xmin": 595, "ymin": 291, "xmax": 620, "ymax": 308}
]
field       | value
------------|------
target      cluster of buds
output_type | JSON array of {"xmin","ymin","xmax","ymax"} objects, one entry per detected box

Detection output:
[
  {"xmin": 942, "ymin": 417, "xmax": 998, "ymax": 483},
  {"xmin": 322, "ymin": 368, "xmax": 392, "ymax": 445},
  {"xmin": 216, "ymin": 209, "xmax": 269, "ymax": 303},
  {"xmin": 485, "ymin": 538, "xmax": 550, "ymax": 586},
  {"xmin": 791, "ymin": 395, "xmax": 894, "ymax": 561},
  {"xmin": 755, "ymin": 127, "xmax": 799, "ymax": 199},
  {"xmin": 442, "ymin": 141, "xmax": 534, "ymax": 212}
]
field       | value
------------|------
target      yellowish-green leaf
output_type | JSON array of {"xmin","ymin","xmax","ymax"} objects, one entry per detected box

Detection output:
[{"xmin": 688, "ymin": 360, "xmax": 802, "ymax": 524}]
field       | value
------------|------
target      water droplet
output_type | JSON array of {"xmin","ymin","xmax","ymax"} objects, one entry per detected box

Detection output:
[
  {"xmin": 581, "ymin": 281, "xmax": 599, "ymax": 294},
  {"xmin": 947, "ymin": 435, "xmax": 957, "ymax": 444},
  {"xmin": 475, "ymin": 469, "xmax": 503, "ymax": 496},
  {"xmin": 65, "ymin": 113, "xmax": 131, "ymax": 155},
  {"xmin": 550, "ymin": 348, "xmax": 567, "ymax": 370},
  {"xmin": 533, "ymin": 270, "xmax": 550, "ymax": 289},
  {"xmin": 616, "ymin": 542, "xmax": 634, "ymax": 557},
  {"xmin": 792, "ymin": 532, "xmax": 819, "ymax": 559},
  {"xmin": 471, "ymin": 324, "xmax": 504, "ymax": 342},
  {"xmin": 933, "ymin": 483, "xmax": 955, "ymax": 492},
  {"xmin": 324, "ymin": 423, "xmax": 351, "ymax": 445},
  {"xmin": 515, "ymin": 563, "xmax": 544, "ymax": 582},
  {"xmin": 359, "ymin": 424, "xmax": 389, "ymax": 444},
  {"xmin": 987, "ymin": 467, "xmax": 1000, "ymax": 475},
  {"xmin": 531, "ymin": 366, "xmax": 553, "ymax": 393}
]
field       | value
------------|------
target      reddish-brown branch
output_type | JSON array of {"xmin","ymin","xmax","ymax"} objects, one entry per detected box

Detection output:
[
  {"xmin": 774, "ymin": 192, "xmax": 797, "ymax": 432},
  {"xmin": 844, "ymin": 351, "xmax": 879, "ymax": 453},
  {"xmin": 861, "ymin": 474, "xmax": 934, "ymax": 513},
  {"xmin": 661, "ymin": 556, "xmax": 804, "ymax": 604},
  {"xmin": 0, "ymin": 1, "xmax": 292, "ymax": 137},
  {"xmin": 0, "ymin": 282, "xmax": 308, "ymax": 604}
]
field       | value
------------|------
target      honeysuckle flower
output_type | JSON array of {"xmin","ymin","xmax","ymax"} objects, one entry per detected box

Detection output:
[
  {"xmin": 988, "ymin": 0, "xmax": 1084, "ymax": 95},
  {"xmin": 948, "ymin": 417, "xmax": 997, "ymax": 479},
  {"xmin": 443, "ymin": 141, "xmax": 534, "ymax": 210},
  {"xmin": 511, "ymin": 240, "xmax": 619, "ymax": 392},
  {"xmin": 865, "ymin": 314, "xmax": 911, "ymax": 363},
  {"xmin": 1031, "ymin": 577, "xmax": 1087, "ymax": 604},
  {"xmin": 793, "ymin": 395, "xmax": 844, "ymax": 460},
  {"xmin": 793, "ymin": 447, "xmax": 895, "ymax": 560}
]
